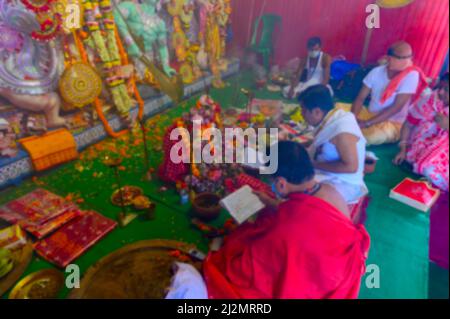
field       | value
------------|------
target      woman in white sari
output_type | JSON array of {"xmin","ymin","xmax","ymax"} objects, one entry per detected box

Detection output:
[{"xmin": 299, "ymin": 85, "xmax": 368, "ymax": 204}]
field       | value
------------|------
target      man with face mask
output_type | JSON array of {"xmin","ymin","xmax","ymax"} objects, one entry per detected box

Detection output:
[
  {"xmin": 283, "ymin": 37, "xmax": 332, "ymax": 99},
  {"xmin": 347, "ymin": 41, "xmax": 428, "ymax": 145},
  {"xmin": 165, "ymin": 142, "xmax": 370, "ymax": 299},
  {"xmin": 199, "ymin": 141, "xmax": 370, "ymax": 299}
]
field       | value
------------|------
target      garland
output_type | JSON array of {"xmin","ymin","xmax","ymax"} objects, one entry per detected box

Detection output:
[
  {"xmin": 82, "ymin": 0, "xmax": 132, "ymax": 116},
  {"xmin": 20, "ymin": 0, "xmax": 62, "ymax": 41},
  {"xmin": 20, "ymin": 0, "xmax": 56, "ymax": 12},
  {"xmin": 70, "ymin": 0, "xmax": 144, "ymax": 137}
]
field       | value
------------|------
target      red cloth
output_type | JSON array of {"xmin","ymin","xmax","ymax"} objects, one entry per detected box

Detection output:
[
  {"xmin": 34, "ymin": 210, "xmax": 117, "ymax": 268},
  {"xmin": 380, "ymin": 66, "xmax": 428, "ymax": 105},
  {"xmin": 203, "ymin": 193, "xmax": 370, "ymax": 299},
  {"xmin": 348, "ymin": 196, "xmax": 370, "ymax": 225}
]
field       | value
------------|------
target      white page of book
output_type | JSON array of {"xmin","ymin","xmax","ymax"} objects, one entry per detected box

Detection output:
[{"xmin": 220, "ymin": 185, "xmax": 265, "ymax": 224}]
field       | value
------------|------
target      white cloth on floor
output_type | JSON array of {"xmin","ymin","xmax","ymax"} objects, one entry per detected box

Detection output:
[{"xmin": 165, "ymin": 262, "xmax": 208, "ymax": 299}]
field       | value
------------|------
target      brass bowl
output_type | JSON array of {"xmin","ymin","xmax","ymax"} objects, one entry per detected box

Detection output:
[
  {"xmin": 111, "ymin": 186, "xmax": 144, "ymax": 207},
  {"xmin": 9, "ymin": 269, "xmax": 64, "ymax": 299},
  {"xmin": 192, "ymin": 193, "xmax": 222, "ymax": 221}
]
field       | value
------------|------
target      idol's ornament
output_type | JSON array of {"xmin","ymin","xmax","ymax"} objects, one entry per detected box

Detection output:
[{"xmin": 77, "ymin": 0, "xmax": 144, "ymax": 137}]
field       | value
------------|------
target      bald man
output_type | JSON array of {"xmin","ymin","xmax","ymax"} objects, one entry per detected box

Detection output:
[{"xmin": 343, "ymin": 41, "xmax": 423, "ymax": 145}]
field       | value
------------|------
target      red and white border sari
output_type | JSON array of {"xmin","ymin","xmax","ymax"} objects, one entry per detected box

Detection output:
[{"xmin": 407, "ymin": 92, "xmax": 449, "ymax": 192}]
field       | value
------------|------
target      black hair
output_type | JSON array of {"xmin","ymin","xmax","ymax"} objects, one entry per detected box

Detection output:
[
  {"xmin": 307, "ymin": 37, "xmax": 322, "ymax": 49},
  {"xmin": 298, "ymin": 84, "xmax": 334, "ymax": 113},
  {"xmin": 267, "ymin": 141, "xmax": 315, "ymax": 185}
]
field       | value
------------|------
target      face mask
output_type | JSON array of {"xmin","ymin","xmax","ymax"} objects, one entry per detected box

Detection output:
[
  {"xmin": 271, "ymin": 181, "xmax": 284, "ymax": 199},
  {"xmin": 308, "ymin": 50, "xmax": 321, "ymax": 59}
]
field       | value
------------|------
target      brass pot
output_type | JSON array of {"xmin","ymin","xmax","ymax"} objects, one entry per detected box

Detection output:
[{"xmin": 192, "ymin": 193, "xmax": 222, "ymax": 222}]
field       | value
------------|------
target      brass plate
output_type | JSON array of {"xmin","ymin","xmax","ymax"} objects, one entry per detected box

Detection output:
[
  {"xmin": 69, "ymin": 239, "xmax": 199, "ymax": 299},
  {"xmin": 111, "ymin": 186, "xmax": 143, "ymax": 207},
  {"xmin": 0, "ymin": 243, "xmax": 33, "ymax": 297},
  {"xmin": 9, "ymin": 269, "xmax": 64, "ymax": 299}
]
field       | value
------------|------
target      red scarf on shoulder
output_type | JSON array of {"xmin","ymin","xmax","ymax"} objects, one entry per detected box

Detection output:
[{"xmin": 381, "ymin": 65, "xmax": 429, "ymax": 105}]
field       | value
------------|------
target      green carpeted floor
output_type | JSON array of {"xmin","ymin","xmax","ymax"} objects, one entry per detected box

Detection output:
[{"xmin": 0, "ymin": 72, "xmax": 448, "ymax": 299}]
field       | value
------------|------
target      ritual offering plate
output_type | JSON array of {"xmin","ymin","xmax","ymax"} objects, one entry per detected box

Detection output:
[
  {"xmin": 68, "ymin": 240, "xmax": 199, "ymax": 299},
  {"xmin": 111, "ymin": 186, "xmax": 144, "ymax": 207},
  {"xmin": 0, "ymin": 243, "xmax": 33, "ymax": 297},
  {"xmin": 9, "ymin": 269, "xmax": 64, "ymax": 299}
]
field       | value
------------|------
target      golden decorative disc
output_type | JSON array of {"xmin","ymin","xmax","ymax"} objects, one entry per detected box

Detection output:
[
  {"xmin": 59, "ymin": 62, "xmax": 102, "ymax": 108},
  {"xmin": 376, "ymin": 0, "xmax": 414, "ymax": 9},
  {"xmin": 9, "ymin": 269, "xmax": 64, "ymax": 299}
]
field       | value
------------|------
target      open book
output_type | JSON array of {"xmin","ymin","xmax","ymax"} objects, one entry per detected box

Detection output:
[{"xmin": 220, "ymin": 186, "xmax": 266, "ymax": 224}]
